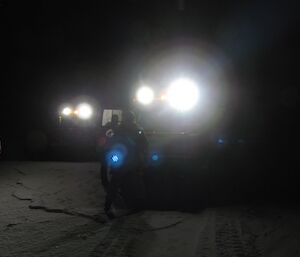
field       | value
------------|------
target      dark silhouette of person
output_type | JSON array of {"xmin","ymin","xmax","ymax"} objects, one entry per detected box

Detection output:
[
  {"xmin": 104, "ymin": 114, "xmax": 119, "ymax": 130},
  {"xmin": 98, "ymin": 114, "xmax": 120, "ymax": 189},
  {"xmin": 104, "ymin": 111, "xmax": 148, "ymax": 218}
]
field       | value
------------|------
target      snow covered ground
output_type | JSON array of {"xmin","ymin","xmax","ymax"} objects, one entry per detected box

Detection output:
[{"xmin": 0, "ymin": 162, "xmax": 299, "ymax": 257}]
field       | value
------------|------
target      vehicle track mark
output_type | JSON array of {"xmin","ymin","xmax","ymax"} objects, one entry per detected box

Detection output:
[
  {"xmin": 214, "ymin": 210, "xmax": 260, "ymax": 257},
  {"xmin": 195, "ymin": 209, "xmax": 260, "ymax": 257},
  {"xmin": 90, "ymin": 213, "xmax": 146, "ymax": 257},
  {"xmin": 195, "ymin": 210, "xmax": 216, "ymax": 257}
]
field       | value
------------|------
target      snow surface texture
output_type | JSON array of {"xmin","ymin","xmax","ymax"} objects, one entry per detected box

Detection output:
[{"xmin": 0, "ymin": 162, "xmax": 300, "ymax": 257}]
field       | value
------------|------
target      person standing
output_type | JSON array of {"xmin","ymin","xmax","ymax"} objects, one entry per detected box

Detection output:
[
  {"xmin": 98, "ymin": 114, "xmax": 120, "ymax": 190},
  {"xmin": 104, "ymin": 111, "xmax": 148, "ymax": 218}
]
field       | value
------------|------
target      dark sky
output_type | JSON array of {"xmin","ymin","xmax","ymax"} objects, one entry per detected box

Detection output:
[{"xmin": 0, "ymin": 0, "xmax": 298, "ymax": 137}]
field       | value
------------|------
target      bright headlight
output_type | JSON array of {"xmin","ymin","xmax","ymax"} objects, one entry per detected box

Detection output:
[
  {"xmin": 76, "ymin": 103, "xmax": 93, "ymax": 119},
  {"xmin": 136, "ymin": 86, "xmax": 154, "ymax": 105},
  {"xmin": 167, "ymin": 78, "xmax": 199, "ymax": 112},
  {"xmin": 62, "ymin": 107, "xmax": 72, "ymax": 116}
]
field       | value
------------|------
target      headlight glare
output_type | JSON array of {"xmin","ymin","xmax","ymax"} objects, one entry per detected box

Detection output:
[
  {"xmin": 136, "ymin": 86, "xmax": 154, "ymax": 105},
  {"xmin": 167, "ymin": 78, "xmax": 199, "ymax": 112},
  {"xmin": 62, "ymin": 107, "xmax": 72, "ymax": 116},
  {"xmin": 77, "ymin": 103, "xmax": 93, "ymax": 119}
]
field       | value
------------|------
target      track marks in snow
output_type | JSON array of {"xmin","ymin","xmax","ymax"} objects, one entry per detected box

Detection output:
[
  {"xmin": 214, "ymin": 209, "xmax": 260, "ymax": 257},
  {"xmin": 195, "ymin": 210, "xmax": 216, "ymax": 257},
  {"xmin": 195, "ymin": 209, "xmax": 261, "ymax": 257},
  {"xmin": 90, "ymin": 213, "xmax": 147, "ymax": 257}
]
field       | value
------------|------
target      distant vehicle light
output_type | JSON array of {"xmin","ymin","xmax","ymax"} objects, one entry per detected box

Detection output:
[
  {"xmin": 167, "ymin": 78, "xmax": 199, "ymax": 112},
  {"xmin": 62, "ymin": 107, "xmax": 72, "ymax": 116},
  {"xmin": 160, "ymin": 94, "xmax": 167, "ymax": 101},
  {"xmin": 136, "ymin": 86, "xmax": 154, "ymax": 105},
  {"xmin": 77, "ymin": 103, "xmax": 93, "ymax": 119}
]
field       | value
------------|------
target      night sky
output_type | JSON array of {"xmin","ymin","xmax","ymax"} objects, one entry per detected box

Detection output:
[{"xmin": 0, "ymin": 0, "xmax": 298, "ymax": 139}]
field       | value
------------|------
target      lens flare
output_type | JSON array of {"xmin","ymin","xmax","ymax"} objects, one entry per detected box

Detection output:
[
  {"xmin": 218, "ymin": 138, "xmax": 225, "ymax": 144},
  {"xmin": 151, "ymin": 154, "xmax": 159, "ymax": 161},
  {"xmin": 106, "ymin": 150, "xmax": 123, "ymax": 168},
  {"xmin": 111, "ymin": 155, "xmax": 119, "ymax": 163},
  {"xmin": 106, "ymin": 144, "xmax": 127, "ymax": 168}
]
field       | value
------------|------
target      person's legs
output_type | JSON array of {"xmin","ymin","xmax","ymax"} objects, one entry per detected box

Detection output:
[
  {"xmin": 133, "ymin": 173, "xmax": 146, "ymax": 210},
  {"xmin": 104, "ymin": 172, "xmax": 123, "ymax": 218},
  {"xmin": 100, "ymin": 160, "xmax": 109, "ymax": 190},
  {"xmin": 122, "ymin": 171, "xmax": 146, "ymax": 210}
]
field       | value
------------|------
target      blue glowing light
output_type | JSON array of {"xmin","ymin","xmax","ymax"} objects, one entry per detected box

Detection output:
[
  {"xmin": 218, "ymin": 138, "xmax": 225, "ymax": 144},
  {"xmin": 152, "ymin": 154, "xmax": 159, "ymax": 161},
  {"xmin": 106, "ymin": 149, "xmax": 124, "ymax": 168},
  {"xmin": 111, "ymin": 155, "xmax": 119, "ymax": 163}
]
